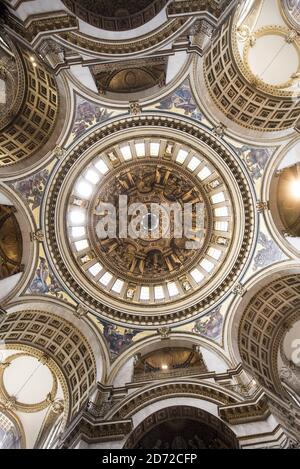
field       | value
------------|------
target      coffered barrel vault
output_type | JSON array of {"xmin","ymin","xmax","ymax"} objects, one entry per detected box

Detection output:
[
  {"xmin": 203, "ymin": 13, "xmax": 300, "ymax": 133},
  {"xmin": 0, "ymin": 37, "xmax": 60, "ymax": 167}
]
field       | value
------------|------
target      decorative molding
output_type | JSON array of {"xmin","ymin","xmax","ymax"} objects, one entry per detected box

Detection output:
[
  {"xmin": 110, "ymin": 381, "xmax": 238, "ymax": 419},
  {"xmin": 129, "ymin": 101, "xmax": 142, "ymax": 115},
  {"xmin": 256, "ymin": 201, "xmax": 269, "ymax": 213},
  {"xmin": 57, "ymin": 18, "xmax": 188, "ymax": 56},
  {"xmin": 124, "ymin": 405, "xmax": 239, "ymax": 449},
  {"xmin": 168, "ymin": 0, "xmax": 234, "ymax": 20},
  {"xmin": 233, "ymin": 283, "xmax": 245, "ymax": 296},
  {"xmin": 5, "ymin": 12, "xmax": 78, "ymax": 43},
  {"xmin": 0, "ymin": 41, "xmax": 59, "ymax": 166},
  {"xmin": 60, "ymin": 414, "xmax": 132, "ymax": 448},
  {"xmin": 158, "ymin": 327, "xmax": 170, "ymax": 339},
  {"xmin": 74, "ymin": 305, "xmax": 89, "ymax": 319},
  {"xmin": 212, "ymin": 123, "xmax": 227, "ymax": 138},
  {"xmin": 219, "ymin": 393, "xmax": 270, "ymax": 424},
  {"xmin": 238, "ymin": 275, "xmax": 300, "ymax": 398},
  {"xmin": 30, "ymin": 230, "xmax": 45, "ymax": 242},
  {"xmin": 53, "ymin": 146, "xmax": 67, "ymax": 160}
]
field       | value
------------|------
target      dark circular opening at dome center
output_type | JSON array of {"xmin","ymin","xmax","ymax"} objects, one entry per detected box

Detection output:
[
  {"xmin": 142, "ymin": 213, "xmax": 159, "ymax": 231},
  {"xmin": 62, "ymin": 0, "xmax": 168, "ymax": 31}
]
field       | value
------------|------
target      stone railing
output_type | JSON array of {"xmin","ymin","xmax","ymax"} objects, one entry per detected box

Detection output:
[{"xmin": 133, "ymin": 366, "xmax": 207, "ymax": 382}]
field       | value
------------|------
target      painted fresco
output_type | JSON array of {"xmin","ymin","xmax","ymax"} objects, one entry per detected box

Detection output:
[{"xmin": 193, "ymin": 306, "xmax": 224, "ymax": 343}]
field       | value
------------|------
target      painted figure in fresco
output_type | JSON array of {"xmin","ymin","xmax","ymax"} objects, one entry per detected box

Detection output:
[
  {"xmin": 156, "ymin": 83, "xmax": 203, "ymax": 120},
  {"xmin": 28, "ymin": 257, "xmax": 63, "ymax": 297},
  {"xmin": 102, "ymin": 322, "xmax": 139, "ymax": 355},
  {"xmin": 72, "ymin": 100, "xmax": 112, "ymax": 139},
  {"xmin": 253, "ymin": 232, "xmax": 285, "ymax": 271},
  {"xmin": 193, "ymin": 306, "xmax": 223, "ymax": 341},
  {"xmin": 235, "ymin": 145, "xmax": 271, "ymax": 180},
  {"xmin": 29, "ymin": 257, "xmax": 49, "ymax": 294},
  {"xmin": 13, "ymin": 169, "xmax": 49, "ymax": 210}
]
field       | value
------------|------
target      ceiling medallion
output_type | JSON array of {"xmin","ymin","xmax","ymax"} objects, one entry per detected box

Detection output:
[
  {"xmin": 44, "ymin": 115, "xmax": 256, "ymax": 328},
  {"xmin": 86, "ymin": 160, "xmax": 212, "ymax": 283}
]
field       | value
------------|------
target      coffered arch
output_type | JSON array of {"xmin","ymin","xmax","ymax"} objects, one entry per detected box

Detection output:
[
  {"xmin": 0, "ymin": 33, "xmax": 69, "ymax": 176},
  {"xmin": 0, "ymin": 307, "xmax": 99, "ymax": 419},
  {"xmin": 124, "ymin": 405, "xmax": 239, "ymax": 449},
  {"xmin": 238, "ymin": 276, "xmax": 300, "ymax": 396},
  {"xmin": 226, "ymin": 262, "xmax": 300, "ymax": 400},
  {"xmin": 3, "ymin": 297, "xmax": 109, "ymax": 386}
]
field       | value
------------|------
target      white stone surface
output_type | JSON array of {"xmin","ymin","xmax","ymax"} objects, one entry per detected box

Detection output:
[{"xmin": 0, "ymin": 273, "xmax": 22, "ymax": 301}]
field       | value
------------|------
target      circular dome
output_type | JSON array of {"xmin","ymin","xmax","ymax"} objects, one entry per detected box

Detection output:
[
  {"xmin": 246, "ymin": 32, "xmax": 299, "ymax": 88},
  {"xmin": 66, "ymin": 145, "xmax": 233, "ymax": 299},
  {"xmin": 3, "ymin": 355, "xmax": 54, "ymax": 406},
  {"xmin": 62, "ymin": 0, "xmax": 168, "ymax": 31},
  {"xmin": 0, "ymin": 352, "xmax": 58, "ymax": 413},
  {"xmin": 243, "ymin": 26, "xmax": 300, "ymax": 90},
  {"xmin": 276, "ymin": 164, "xmax": 300, "ymax": 238},
  {"xmin": 45, "ymin": 116, "xmax": 256, "ymax": 328}
]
